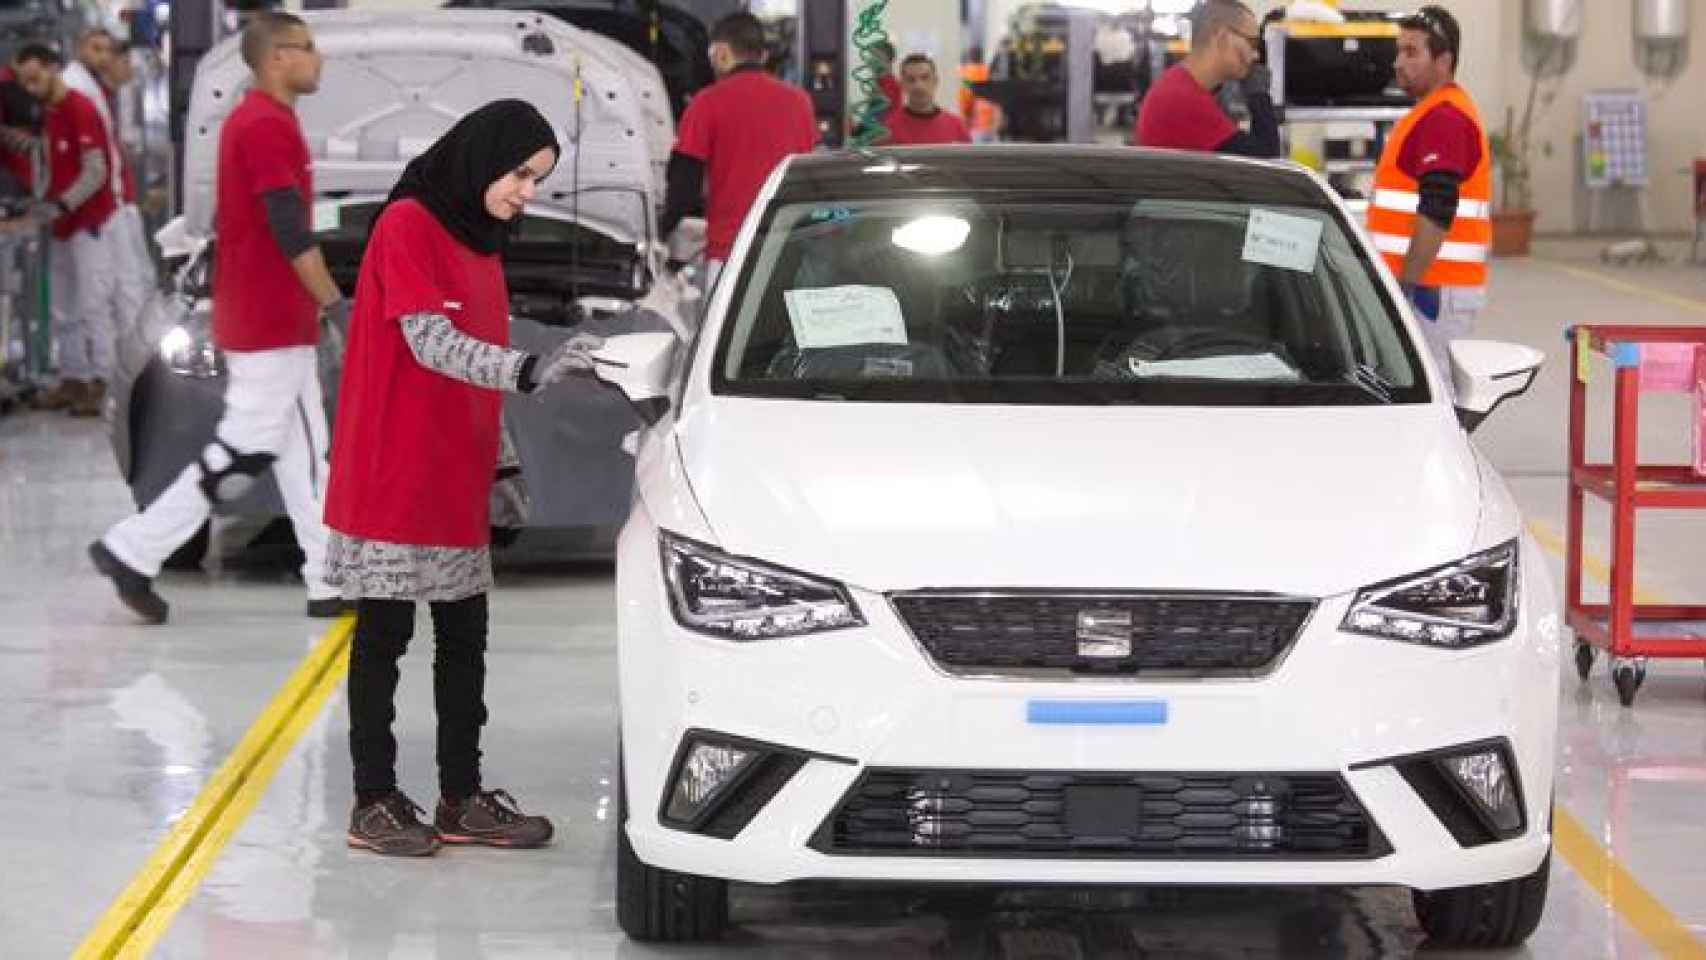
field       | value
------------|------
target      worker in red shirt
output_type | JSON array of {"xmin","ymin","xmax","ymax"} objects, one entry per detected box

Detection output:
[
  {"xmin": 1135, "ymin": 0, "xmax": 1278, "ymax": 158},
  {"xmin": 879, "ymin": 53, "xmax": 971, "ymax": 146},
  {"xmin": 875, "ymin": 40, "xmax": 901, "ymax": 114},
  {"xmin": 92, "ymin": 12, "xmax": 348, "ymax": 624},
  {"xmin": 327, "ymin": 99, "xmax": 595, "ymax": 857},
  {"xmin": 660, "ymin": 12, "xmax": 816, "ymax": 295},
  {"xmin": 13, "ymin": 44, "xmax": 128, "ymax": 417},
  {"xmin": 1366, "ymin": 6, "xmax": 1491, "ymax": 378}
]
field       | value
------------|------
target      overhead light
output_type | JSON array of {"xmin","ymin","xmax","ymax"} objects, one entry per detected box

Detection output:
[{"xmin": 891, "ymin": 215, "xmax": 970, "ymax": 256}]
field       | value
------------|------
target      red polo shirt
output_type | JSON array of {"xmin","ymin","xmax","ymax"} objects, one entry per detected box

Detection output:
[
  {"xmin": 43, "ymin": 89, "xmax": 117, "ymax": 240},
  {"xmin": 879, "ymin": 106, "xmax": 971, "ymax": 145},
  {"xmin": 325, "ymin": 199, "xmax": 509, "ymax": 548},
  {"xmin": 213, "ymin": 89, "xmax": 318, "ymax": 352},
  {"xmin": 1397, "ymin": 102, "xmax": 1484, "ymax": 181},
  {"xmin": 1135, "ymin": 63, "xmax": 1236, "ymax": 151},
  {"xmin": 674, "ymin": 66, "xmax": 817, "ymax": 261}
]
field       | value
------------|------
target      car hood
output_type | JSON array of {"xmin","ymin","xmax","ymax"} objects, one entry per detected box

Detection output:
[
  {"xmin": 180, "ymin": 9, "xmax": 669, "ymax": 245},
  {"xmin": 675, "ymin": 400, "xmax": 1483, "ymax": 598}
]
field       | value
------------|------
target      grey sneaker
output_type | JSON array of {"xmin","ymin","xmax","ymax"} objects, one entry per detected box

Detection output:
[
  {"xmin": 348, "ymin": 792, "xmax": 440, "ymax": 857},
  {"xmin": 435, "ymin": 789, "xmax": 554, "ymax": 848}
]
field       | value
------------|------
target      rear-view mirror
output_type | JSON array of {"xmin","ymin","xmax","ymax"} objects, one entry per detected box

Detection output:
[
  {"xmin": 1450, "ymin": 340, "xmax": 1544, "ymax": 432},
  {"xmin": 592, "ymin": 332, "xmax": 677, "ymax": 425}
]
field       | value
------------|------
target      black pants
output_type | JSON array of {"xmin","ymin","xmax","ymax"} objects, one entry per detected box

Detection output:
[{"xmin": 348, "ymin": 594, "xmax": 488, "ymax": 802}]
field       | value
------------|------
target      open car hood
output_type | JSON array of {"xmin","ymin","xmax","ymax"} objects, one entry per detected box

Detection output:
[{"xmin": 180, "ymin": 9, "xmax": 670, "ymax": 246}]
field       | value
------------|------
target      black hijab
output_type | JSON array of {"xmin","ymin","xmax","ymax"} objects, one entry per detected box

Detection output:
[{"xmin": 379, "ymin": 99, "xmax": 560, "ymax": 255}]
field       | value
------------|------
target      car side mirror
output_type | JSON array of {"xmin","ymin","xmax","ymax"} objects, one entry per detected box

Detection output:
[
  {"xmin": 1450, "ymin": 340, "xmax": 1544, "ymax": 432},
  {"xmin": 591, "ymin": 332, "xmax": 678, "ymax": 426}
]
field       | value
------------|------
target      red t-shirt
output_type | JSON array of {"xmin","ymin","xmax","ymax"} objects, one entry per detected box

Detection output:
[
  {"xmin": 1397, "ymin": 99, "xmax": 1484, "ymax": 180},
  {"xmin": 0, "ymin": 67, "xmax": 33, "ymax": 191},
  {"xmin": 324, "ymin": 200, "xmax": 509, "ymax": 548},
  {"xmin": 213, "ymin": 90, "xmax": 317, "ymax": 352},
  {"xmin": 674, "ymin": 66, "xmax": 817, "ymax": 260},
  {"xmin": 43, "ymin": 89, "xmax": 117, "ymax": 240},
  {"xmin": 1135, "ymin": 64, "xmax": 1236, "ymax": 151},
  {"xmin": 880, "ymin": 106, "xmax": 971, "ymax": 146}
]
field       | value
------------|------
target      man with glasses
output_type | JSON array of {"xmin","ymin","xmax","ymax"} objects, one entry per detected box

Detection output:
[
  {"xmin": 1366, "ymin": 6, "xmax": 1490, "ymax": 377},
  {"xmin": 92, "ymin": 11, "xmax": 348, "ymax": 623},
  {"xmin": 1135, "ymin": 0, "xmax": 1278, "ymax": 158}
]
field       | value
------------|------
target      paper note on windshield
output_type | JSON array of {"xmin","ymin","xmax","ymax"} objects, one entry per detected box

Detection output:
[
  {"xmin": 312, "ymin": 201, "xmax": 340, "ymax": 234},
  {"xmin": 1130, "ymin": 353, "xmax": 1302, "ymax": 381},
  {"xmin": 1242, "ymin": 209, "xmax": 1323, "ymax": 274},
  {"xmin": 783, "ymin": 286, "xmax": 908, "ymax": 350}
]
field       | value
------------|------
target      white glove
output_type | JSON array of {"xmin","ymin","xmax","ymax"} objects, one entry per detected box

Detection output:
[
  {"xmin": 529, "ymin": 332, "xmax": 606, "ymax": 392},
  {"xmin": 667, "ymin": 217, "xmax": 707, "ymax": 264}
]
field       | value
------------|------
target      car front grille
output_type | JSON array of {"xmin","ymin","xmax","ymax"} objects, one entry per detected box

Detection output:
[
  {"xmin": 890, "ymin": 593, "xmax": 1316, "ymax": 677},
  {"xmin": 812, "ymin": 769, "xmax": 1387, "ymax": 860}
]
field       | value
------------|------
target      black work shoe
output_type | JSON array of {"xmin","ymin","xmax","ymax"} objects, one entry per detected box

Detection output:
[
  {"xmin": 435, "ymin": 789, "xmax": 554, "ymax": 848},
  {"xmin": 306, "ymin": 597, "xmax": 354, "ymax": 618},
  {"xmin": 89, "ymin": 540, "xmax": 169, "ymax": 625},
  {"xmin": 348, "ymin": 792, "xmax": 440, "ymax": 857}
]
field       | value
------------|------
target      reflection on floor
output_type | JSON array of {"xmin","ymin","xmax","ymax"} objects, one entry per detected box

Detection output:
[{"xmin": 4, "ymin": 239, "xmax": 1705, "ymax": 958}]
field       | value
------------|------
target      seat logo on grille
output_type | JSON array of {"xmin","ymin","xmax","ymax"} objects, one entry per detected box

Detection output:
[{"xmin": 1076, "ymin": 608, "xmax": 1132, "ymax": 658}]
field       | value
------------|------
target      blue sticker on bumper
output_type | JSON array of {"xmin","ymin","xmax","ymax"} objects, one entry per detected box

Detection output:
[{"xmin": 1026, "ymin": 700, "xmax": 1169, "ymax": 725}]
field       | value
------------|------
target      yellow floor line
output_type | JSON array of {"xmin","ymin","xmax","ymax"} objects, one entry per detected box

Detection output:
[
  {"xmin": 1525, "ymin": 517, "xmax": 1706, "ymax": 955},
  {"xmin": 1534, "ymin": 258, "xmax": 1706, "ymax": 316},
  {"xmin": 1553, "ymin": 807, "xmax": 1706, "ymax": 959},
  {"xmin": 72, "ymin": 615, "xmax": 355, "ymax": 960}
]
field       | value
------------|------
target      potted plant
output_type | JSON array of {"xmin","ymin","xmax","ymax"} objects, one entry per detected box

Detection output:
[{"xmin": 1490, "ymin": 113, "xmax": 1538, "ymax": 257}]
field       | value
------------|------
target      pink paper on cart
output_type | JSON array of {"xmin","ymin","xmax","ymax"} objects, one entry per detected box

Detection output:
[
  {"xmin": 1639, "ymin": 342, "xmax": 1699, "ymax": 392},
  {"xmin": 1694, "ymin": 347, "xmax": 1706, "ymax": 478}
]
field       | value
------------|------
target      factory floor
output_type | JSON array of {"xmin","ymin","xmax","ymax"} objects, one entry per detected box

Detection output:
[{"xmin": 4, "ymin": 239, "xmax": 1705, "ymax": 958}]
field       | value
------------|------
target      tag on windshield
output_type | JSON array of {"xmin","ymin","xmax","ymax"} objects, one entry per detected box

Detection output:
[
  {"xmin": 311, "ymin": 201, "xmax": 340, "ymax": 234},
  {"xmin": 783, "ymin": 285, "xmax": 908, "ymax": 350},
  {"xmin": 1242, "ymin": 209, "xmax": 1323, "ymax": 274}
]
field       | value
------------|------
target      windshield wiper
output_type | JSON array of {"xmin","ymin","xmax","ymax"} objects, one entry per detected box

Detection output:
[{"xmin": 1343, "ymin": 364, "xmax": 1395, "ymax": 404}]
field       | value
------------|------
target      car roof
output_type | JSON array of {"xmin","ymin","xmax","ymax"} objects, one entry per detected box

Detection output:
[{"xmin": 775, "ymin": 145, "xmax": 1332, "ymax": 207}]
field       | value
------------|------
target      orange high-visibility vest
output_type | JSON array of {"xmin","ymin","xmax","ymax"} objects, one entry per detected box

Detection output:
[{"xmin": 1367, "ymin": 83, "xmax": 1492, "ymax": 288}]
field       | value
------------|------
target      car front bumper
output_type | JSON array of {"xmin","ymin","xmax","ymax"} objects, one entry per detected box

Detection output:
[{"xmin": 616, "ymin": 505, "xmax": 1561, "ymax": 891}]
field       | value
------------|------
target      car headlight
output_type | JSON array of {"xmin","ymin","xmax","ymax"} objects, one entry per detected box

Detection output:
[
  {"xmin": 159, "ymin": 322, "xmax": 225, "ymax": 379},
  {"xmin": 660, "ymin": 532, "xmax": 864, "ymax": 640},
  {"xmin": 1341, "ymin": 540, "xmax": 1519, "ymax": 648}
]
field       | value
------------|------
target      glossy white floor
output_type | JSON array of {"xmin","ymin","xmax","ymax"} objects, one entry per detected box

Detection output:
[{"xmin": 5, "ymin": 240, "xmax": 1705, "ymax": 959}]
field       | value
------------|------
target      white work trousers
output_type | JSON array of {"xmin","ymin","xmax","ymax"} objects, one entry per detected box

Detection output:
[
  {"xmin": 102, "ymin": 347, "xmax": 336, "ymax": 600},
  {"xmin": 112, "ymin": 204, "xmax": 155, "ymax": 298},
  {"xmin": 49, "ymin": 220, "xmax": 148, "ymax": 381},
  {"xmin": 1419, "ymin": 285, "xmax": 1485, "ymax": 390}
]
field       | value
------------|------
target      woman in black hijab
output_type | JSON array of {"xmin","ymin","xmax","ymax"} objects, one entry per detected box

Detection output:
[{"xmin": 325, "ymin": 99, "xmax": 601, "ymax": 856}]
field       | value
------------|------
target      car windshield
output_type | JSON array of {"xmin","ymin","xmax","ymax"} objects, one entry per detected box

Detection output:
[{"xmin": 713, "ymin": 195, "xmax": 1427, "ymax": 405}]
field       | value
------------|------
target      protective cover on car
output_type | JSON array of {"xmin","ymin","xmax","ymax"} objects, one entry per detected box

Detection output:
[{"xmin": 179, "ymin": 9, "xmax": 671, "ymax": 247}]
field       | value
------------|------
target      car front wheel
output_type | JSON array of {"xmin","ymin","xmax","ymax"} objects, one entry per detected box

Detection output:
[
  {"xmin": 1412, "ymin": 849, "xmax": 1550, "ymax": 949},
  {"xmin": 615, "ymin": 754, "xmax": 729, "ymax": 942}
]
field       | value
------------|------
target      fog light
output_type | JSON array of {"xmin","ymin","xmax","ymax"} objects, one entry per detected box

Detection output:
[
  {"xmin": 1442, "ymin": 749, "xmax": 1522, "ymax": 833},
  {"xmin": 664, "ymin": 740, "xmax": 756, "ymax": 824}
]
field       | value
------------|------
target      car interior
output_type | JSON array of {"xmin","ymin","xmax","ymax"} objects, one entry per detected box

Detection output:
[{"xmin": 726, "ymin": 201, "xmax": 1417, "ymax": 393}]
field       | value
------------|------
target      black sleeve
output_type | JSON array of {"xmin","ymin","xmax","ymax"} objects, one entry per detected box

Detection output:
[
  {"xmin": 261, "ymin": 187, "xmax": 316, "ymax": 259},
  {"xmin": 659, "ymin": 151, "xmax": 706, "ymax": 239},
  {"xmin": 1212, "ymin": 93, "xmax": 1280, "ymax": 159},
  {"xmin": 1416, "ymin": 170, "xmax": 1464, "ymax": 231}
]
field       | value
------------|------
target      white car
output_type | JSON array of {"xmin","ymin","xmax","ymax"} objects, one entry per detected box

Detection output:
[{"xmin": 597, "ymin": 146, "xmax": 1558, "ymax": 949}]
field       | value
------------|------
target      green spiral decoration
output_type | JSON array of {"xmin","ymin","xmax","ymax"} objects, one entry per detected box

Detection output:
[{"xmin": 848, "ymin": 0, "xmax": 892, "ymax": 148}]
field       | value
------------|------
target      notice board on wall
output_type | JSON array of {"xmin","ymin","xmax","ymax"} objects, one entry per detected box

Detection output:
[{"xmin": 1582, "ymin": 90, "xmax": 1648, "ymax": 189}]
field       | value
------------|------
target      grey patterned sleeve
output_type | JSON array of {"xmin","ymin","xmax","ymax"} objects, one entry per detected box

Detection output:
[{"xmin": 398, "ymin": 312, "xmax": 529, "ymax": 392}]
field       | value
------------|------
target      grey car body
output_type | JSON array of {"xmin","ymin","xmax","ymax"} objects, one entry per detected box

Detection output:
[{"xmin": 107, "ymin": 10, "xmax": 674, "ymax": 557}]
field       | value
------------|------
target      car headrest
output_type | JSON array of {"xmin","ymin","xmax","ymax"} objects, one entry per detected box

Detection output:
[{"xmin": 1120, "ymin": 216, "xmax": 1256, "ymax": 325}]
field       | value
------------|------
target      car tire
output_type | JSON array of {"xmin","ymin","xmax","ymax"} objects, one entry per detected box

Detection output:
[
  {"xmin": 615, "ymin": 754, "xmax": 729, "ymax": 942},
  {"xmin": 1412, "ymin": 849, "xmax": 1550, "ymax": 949}
]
